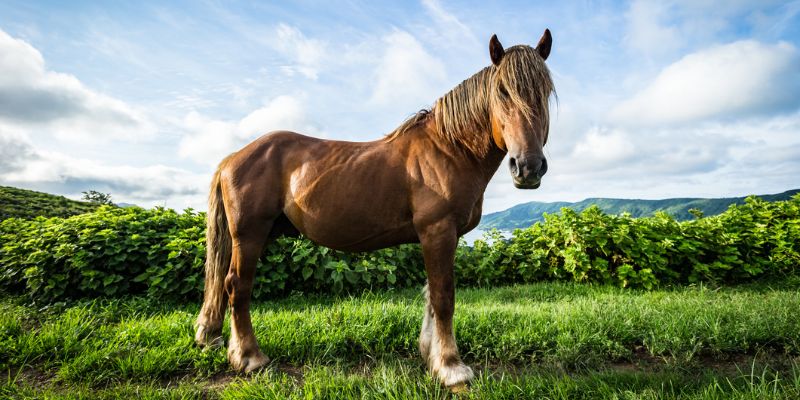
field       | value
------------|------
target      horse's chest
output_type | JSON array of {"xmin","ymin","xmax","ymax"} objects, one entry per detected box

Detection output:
[{"xmin": 457, "ymin": 196, "xmax": 484, "ymax": 236}]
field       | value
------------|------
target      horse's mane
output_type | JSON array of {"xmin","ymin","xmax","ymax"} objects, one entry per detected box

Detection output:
[{"xmin": 384, "ymin": 45, "xmax": 555, "ymax": 157}]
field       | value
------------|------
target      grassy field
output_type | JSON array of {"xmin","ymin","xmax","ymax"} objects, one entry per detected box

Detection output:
[
  {"xmin": 0, "ymin": 186, "xmax": 102, "ymax": 221},
  {"xmin": 2, "ymin": 280, "xmax": 800, "ymax": 399}
]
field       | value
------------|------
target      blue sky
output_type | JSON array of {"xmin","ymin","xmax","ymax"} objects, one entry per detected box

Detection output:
[{"xmin": 1, "ymin": 0, "xmax": 799, "ymax": 213}]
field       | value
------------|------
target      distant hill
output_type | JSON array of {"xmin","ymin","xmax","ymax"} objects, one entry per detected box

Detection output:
[
  {"xmin": 479, "ymin": 189, "xmax": 800, "ymax": 231},
  {"xmin": 0, "ymin": 186, "xmax": 104, "ymax": 220}
]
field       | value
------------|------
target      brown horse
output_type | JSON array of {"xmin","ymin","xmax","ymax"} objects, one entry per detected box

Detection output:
[{"xmin": 195, "ymin": 30, "xmax": 555, "ymax": 389}]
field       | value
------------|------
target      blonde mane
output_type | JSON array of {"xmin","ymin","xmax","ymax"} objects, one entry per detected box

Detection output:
[{"xmin": 385, "ymin": 45, "xmax": 555, "ymax": 156}]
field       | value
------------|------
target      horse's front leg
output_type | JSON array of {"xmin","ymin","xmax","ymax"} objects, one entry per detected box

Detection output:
[
  {"xmin": 225, "ymin": 232, "xmax": 270, "ymax": 373},
  {"xmin": 417, "ymin": 220, "xmax": 474, "ymax": 388}
]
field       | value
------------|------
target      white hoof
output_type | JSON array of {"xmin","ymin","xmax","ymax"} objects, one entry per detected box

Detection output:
[
  {"xmin": 228, "ymin": 347, "xmax": 269, "ymax": 373},
  {"xmin": 436, "ymin": 362, "xmax": 474, "ymax": 387}
]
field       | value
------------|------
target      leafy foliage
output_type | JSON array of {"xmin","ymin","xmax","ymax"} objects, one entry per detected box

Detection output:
[
  {"xmin": 461, "ymin": 195, "xmax": 800, "ymax": 289},
  {"xmin": 0, "ymin": 206, "xmax": 425, "ymax": 302},
  {"xmin": 0, "ymin": 186, "xmax": 102, "ymax": 220},
  {"xmin": 0, "ymin": 195, "xmax": 798, "ymax": 302}
]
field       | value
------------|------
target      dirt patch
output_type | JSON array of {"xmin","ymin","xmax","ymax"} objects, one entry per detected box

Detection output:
[
  {"xmin": 12, "ymin": 365, "xmax": 53, "ymax": 387},
  {"xmin": 277, "ymin": 362, "xmax": 305, "ymax": 381},
  {"xmin": 203, "ymin": 370, "xmax": 238, "ymax": 391}
]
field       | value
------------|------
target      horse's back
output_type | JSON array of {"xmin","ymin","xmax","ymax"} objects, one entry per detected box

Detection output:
[{"xmin": 221, "ymin": 130, "xmax": 418, "ymax": 251}]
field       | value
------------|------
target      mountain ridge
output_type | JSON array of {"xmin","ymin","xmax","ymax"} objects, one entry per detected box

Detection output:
[{"xmin": 479, "ymin": 189, "xmax": 800, "ymax": 231}]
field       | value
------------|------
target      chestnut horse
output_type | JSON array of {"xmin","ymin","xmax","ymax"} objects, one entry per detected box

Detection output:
[{"xmin": 195, "ymin": 30, "xmax": 555, "ymax": 389}]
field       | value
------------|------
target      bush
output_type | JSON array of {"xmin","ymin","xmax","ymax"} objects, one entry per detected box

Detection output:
[
  {"xmin": 456, "ymin": 195, "xmax": 799, "ymax": 288},
  {"xmin": 1, "ymin": 196, "xmax": 798, "ymax": 302},
  {"xmin": 0, "ymin": 206, "xmax": 425, "ymax": 303}
]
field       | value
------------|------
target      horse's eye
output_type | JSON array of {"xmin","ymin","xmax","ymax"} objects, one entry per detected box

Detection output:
[{"xmin": 499, "ymin": 85, "xmax": 509, "ymax": 97}]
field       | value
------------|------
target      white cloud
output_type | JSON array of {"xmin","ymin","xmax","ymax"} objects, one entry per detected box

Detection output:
[
  {"xmin": 480, "ymin": 108, "xmax": 800, "ymax": 213},
  {"xmin": 0, "ymin": 29, "xmax": 153, "ymax": 141},
  {"xmin": 624, "ymin": 0, "xmax": 681, "ymax": 59},
  {"xmin": 0, "ymin": 131, "xmax": 206, "ymax": 208},
  {"xmin": 622, "ymin": 1, "xmax": 792, "ymax": 60},
  {"xmin": 273, "ymin": 24, "xmax": 326, "ymax": 80},
  {"xmin": 370, "ymin": 30, "xmax": 448, "ymax": 109},
  {"xmin": 0, "ymin": 130, "xmax": 35, "ymax": 174},
  {"xmin": 178, "ymin": 95, "xmax": 318, "ymax": 166},
  {"xmin": 568, "ymin": 127, "xmax": 636, "ymax": 169},
  {"xmin": 611, "ymin": 40, "xmax": 800, "ymax": 126}
]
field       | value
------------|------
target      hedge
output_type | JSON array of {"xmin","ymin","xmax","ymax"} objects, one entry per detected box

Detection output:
[{"xmin": 1, "ymin": 195, "xmax": 798, "ymax": 302}]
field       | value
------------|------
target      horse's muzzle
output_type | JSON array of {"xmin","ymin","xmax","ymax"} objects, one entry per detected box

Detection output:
[{"xmin": 509, "ymin": 155, "xmax": 547, "ymax": 189}]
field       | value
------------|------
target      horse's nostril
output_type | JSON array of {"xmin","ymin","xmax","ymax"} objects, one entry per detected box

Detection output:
[
  {"xmin": 539, "ymin": 158, "xmax": 548, "ymax": 177},
  {"xmin": 509, "ymin": 157, "xmax": 519, "ymax": 177}
]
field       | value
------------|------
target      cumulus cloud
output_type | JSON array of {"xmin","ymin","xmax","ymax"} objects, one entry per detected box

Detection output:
[
  {"xmin": 622, "ymin": 1, "xmax": 793, "ymax": 60},
  {"xmin": 273, "ymin": 24, "xmax": 326, "ymax": 80},
  {"xmin": 0, "ymin": 29, "xmax": 152, "ymax": 141},
  {"xmin": 0, "ymin": 132, "xmax": 36, "ymax": 174},
  {"xmin": 568, "ymin": 127, "xmax": 636, "ymax": 168},
  {"xmin": 0, "ymin": 133, "xmax": 205, "ymax": 207},
  {"xmin": 557, "ymin": 124, "xmax": 734, "ymax": 180},
  {"xmin": 178, "ymin": 95, "xmax": 318, "ymax": 165},
  {"xmin": 611, "ymin": 40, "xmax": 800, "ymax": 126},
  {"xmin": 370, "ymin": 31, "xmax": 448, "ymax": 109}
]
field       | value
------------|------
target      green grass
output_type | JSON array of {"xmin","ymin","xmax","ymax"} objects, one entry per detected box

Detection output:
[
  {"xmin": 0, "ymin": 185, "xmax": 103, "ymax": 220},
  {"xmin": 2, "ymin": 281, "xmax": 800, "ymax": 398}
]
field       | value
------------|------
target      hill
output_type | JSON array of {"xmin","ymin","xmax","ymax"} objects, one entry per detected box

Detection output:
[
  {"xmin": 479, "ymin": 188, "xmax": 800, "ymax": 231},
  {"xmin": 0, "ymin": 186, "xmax": 103, "ymax": 220}
]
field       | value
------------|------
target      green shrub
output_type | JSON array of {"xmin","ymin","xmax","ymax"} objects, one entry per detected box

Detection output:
[
  {"xmin": 0, "ymin": 206, "xmax": 426, "ymax": 303},
  {"xmin": 456, "ymin": 195, "xmax": 799, "ymax": 288},
  {"xmin": 1, "ymin": 196, "xmax": 798, "ymax": 303}
]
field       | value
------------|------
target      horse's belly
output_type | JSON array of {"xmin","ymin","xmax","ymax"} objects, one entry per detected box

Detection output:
[{"xmin": 285, "ymin": 204, "xmax": 418, "ymax": 251}]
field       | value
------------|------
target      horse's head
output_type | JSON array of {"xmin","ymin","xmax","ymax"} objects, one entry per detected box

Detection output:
[{"xmin": 488, "ymin": 30, "xmax": 554, "ymax": 189}]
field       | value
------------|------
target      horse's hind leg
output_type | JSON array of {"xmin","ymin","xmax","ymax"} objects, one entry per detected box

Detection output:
[
  {"xmin": 220, "ymin": 181, "xmax": 277, "ymax": 372},
  {"xmin": 225, "ymin": 220, "xmax": 272, "ymax": 373},
  {"xmin": 417, "ymin": 219, "xmax": 474, "ymax": 388}
]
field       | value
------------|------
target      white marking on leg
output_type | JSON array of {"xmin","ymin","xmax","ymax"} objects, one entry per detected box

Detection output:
[
  {"xmin": 426, "ymin": 310, "xmax": 474, "ymax": 386},
  {"xmin": 419, "ymin": 283, "xmax": 434, "ymax": 358},
  {"xmin": 227, "ymin": 316, "xmax": 269, "ymax": 373},
  {"xmin": 227, "ymin": 322, "xmax": 243, "ymax": 366},
  {"xmin": 195, "ymin": 324, "xmax": 223, "ymax": 348}
]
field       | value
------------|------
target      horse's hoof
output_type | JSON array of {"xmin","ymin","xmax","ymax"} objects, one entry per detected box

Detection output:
[
  {"xmin": 449, "ymin": 382, "xmax": 469, "ymax": 394},
  {"xmin": 229, "ymin": 351, "xmax": 270, "ymax": 374},
  {"xmin": 436, "ymin": 361, "xmax": 474, "ymax": 388}
]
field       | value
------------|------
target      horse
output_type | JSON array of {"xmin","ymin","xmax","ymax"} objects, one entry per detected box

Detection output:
[{"xmin": 194, "ymin": 29, "xmax": 555, "ymax": 389}]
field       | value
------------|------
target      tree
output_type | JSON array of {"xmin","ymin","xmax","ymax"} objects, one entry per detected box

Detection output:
[{"xmin": 82, "ymin": 190, "xmax": 114, "ymax": 205}]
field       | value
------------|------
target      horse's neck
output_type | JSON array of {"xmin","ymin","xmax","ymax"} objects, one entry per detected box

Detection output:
[
  {"xmin": 472, "ymin": 143, "xmax": 507, "ymax": 185},
  {"xmin": 418, "ymin": 118, "xmax": 507, "ymax": 188}
]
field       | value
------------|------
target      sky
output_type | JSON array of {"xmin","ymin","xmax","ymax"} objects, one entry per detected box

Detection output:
[{"xmin": 0, "ymin": 0, "xmax": 799, "ymax": 213}]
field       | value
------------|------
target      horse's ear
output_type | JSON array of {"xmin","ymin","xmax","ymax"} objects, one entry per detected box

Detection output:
[
  {"xmin": 489, "ymin": 34, "xmax": 505, "ymax": 66},
  {"xmin": 535, "ymin": 29, "xmax": 552, "ymax": 61}
]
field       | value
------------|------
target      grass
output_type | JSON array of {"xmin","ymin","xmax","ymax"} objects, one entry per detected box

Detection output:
[
  {"xmin": 2, "ymin": 280, "xmax": 800, "ymax": 398},
  {"xmin": 0, "ymin": 185, "xmax": 102, "ymax": 220}
]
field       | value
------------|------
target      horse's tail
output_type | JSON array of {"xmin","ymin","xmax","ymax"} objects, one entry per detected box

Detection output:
[{"xmin": 198, "ymin": 159, "xmax": 232, "ymax": 333}]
